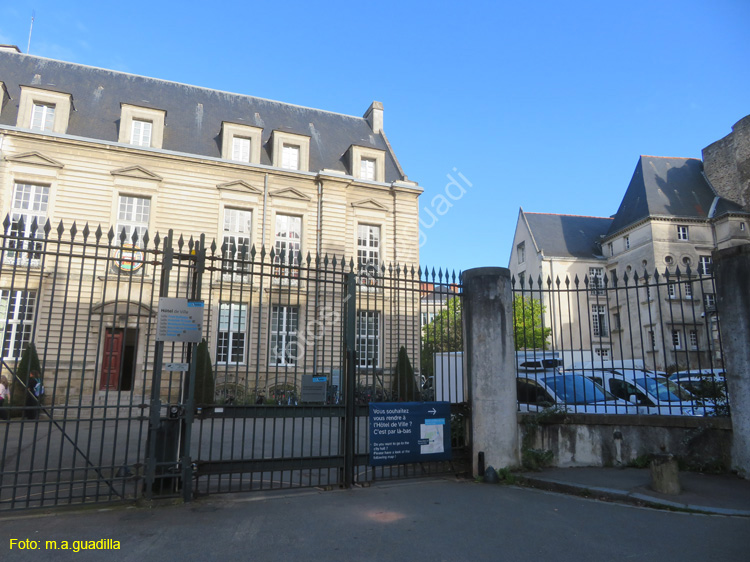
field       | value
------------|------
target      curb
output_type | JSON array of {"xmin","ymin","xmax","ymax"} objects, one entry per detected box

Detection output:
[{"xmin": 514, "ymin": 475, "xmax": 750, "ymax": 517}]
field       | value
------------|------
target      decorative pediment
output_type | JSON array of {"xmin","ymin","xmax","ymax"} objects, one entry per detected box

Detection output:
[
  {"xmin": 269, "ymin": 187, "xmax": 311, "ymax": 201},
  {"xmin": 216, "ymin": 180, "xmax": 263, "ymax": 195},
  {"xmin": 5, "ymin": 151, "xmax": 64, "ymax": 168},
  {"xmin": 110, "ymin": 165, "xmax": 163, "ymax": 181},
  {"xmin": 351, "ymin": 198, "xmax": 389, "ymax": 211}
]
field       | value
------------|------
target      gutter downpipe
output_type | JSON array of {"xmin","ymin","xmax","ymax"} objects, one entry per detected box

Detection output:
[
  {"xmin": 312, "ymin": 178, "xmax": 323, "ymax": 376},
  {"xmin": 254, "ymin": 173, "xmax": 269, "ymax": 387}
]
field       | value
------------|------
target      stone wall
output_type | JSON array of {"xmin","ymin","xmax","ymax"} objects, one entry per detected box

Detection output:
[{"xmin": 703, "ymin": 114, "xmax": 750, "ymax": 212}]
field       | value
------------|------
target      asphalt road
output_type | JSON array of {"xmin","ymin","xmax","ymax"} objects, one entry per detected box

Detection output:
[{"xmin": 1, "ymin": 478, "xmax": 748, "ymax": 562}]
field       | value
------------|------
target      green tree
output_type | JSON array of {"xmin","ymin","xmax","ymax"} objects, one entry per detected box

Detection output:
[
  {"xmin": 513, "ymin": 295, "xmax": 551, "ymax": 350},
  {"xmin": 193, "ymin": 339, "xmax": 215, "ymax": 406},
  {"xmin": 421, "ymin": 297, "xmax": 463, "ymax": 378},
  {"xmin": 392, "ymin": 346, "xmax": 419, "ymax": 401},
  {"xmin": 11, "ymin": 343, "xmax": 42, "ymax": 414}
]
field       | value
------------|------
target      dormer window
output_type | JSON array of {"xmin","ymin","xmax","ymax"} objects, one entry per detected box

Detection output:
[
  {"xmin": 360, "ymin": 158, "xmax": 376, "ymax": 181},
  {"xmin": 17, "ymin": 86, "xmax": 72, "ymax": 134},
  {"xmin": 349, "ymin": 146, "xmax": 385, "ymax": 182},
  {"xmin": 271, "ymin": 131, "xmax": 310, "ymax": 171},
  {"xmin": 221, "ymin": 122, "xmax": 262, "ymax": 163},
  {"xmin": 118, "ymin": 104, "xmax": 165, "ymax": 149},
  {"xmin": 232, "ymin": 137, "xmax": 251, "ymax": 163},
  {"xmin": 282, "ymin": 144, "xmax": 300, "ymax": 170},
  {"xmin": 130, "ymin": 119, "xmax": 152, "ymax": 147},
  {"xmin": 31, "ymin": 103, "xmax": 55, "ymax": 132}
]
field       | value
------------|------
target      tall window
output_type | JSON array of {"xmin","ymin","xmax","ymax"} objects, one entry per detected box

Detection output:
[
  {"xmin": 31, "ymin": 103, "xmax": 55, "ymax": 132},
  {"xmin": 360, "ymin": 158, "xmax": 376, "ymax": 180},
  {"xmin": 703, "ymin": 293, "xmax": 716, "ymax": 310},
  {"xmin": 217, "ymin": 303, "xmax": 247, "ymax": 364},
  {"xmin": 698, "ymin": 256, "xmax": 713, "ymax": 275},
  {"xmin": 281, "ymin": 144, "xmax": 300, "ymax": 170},
  {"xmin": 222, "ymin": 209, "xmax": 252, "ymax": 272},
  {"xmin": 232, "ymin": 137, "xmax": 251, "ymax": 163},
  {"xmin": 116, "ymin": 196, "xmax": 150, "ymax": 244},
  {"xmin": 677, "ymin": 225, "xmax": 689, "ymax": 240},
  {"xmin": 357, "ymin": 224, "xmax": 380, "ymax": 285},
  {"xmin": 517, "ymin": 242, "xmax": 525, "ymax": 264},
  {"xmin": 274, "ymin": 214, "xmax": 301, "ymax": 276},
  {"xmin": 591, "ymin": 305, "xmax": 608, "ymax": 337},
  {"xmin": 689, "ymin": 330, "xmax": 698, "ymax": 349},
  {"xmin": 672, "ymin": 330, "xmax": 682, "ymax": 350},
  {"xmin": 130, "ymin": 119, "xmax": 152, "ymax": 147},
  {"xmin": 270, "ymin": 306, "xmax": 298, "ymax": 366},
  {"xmin": 625, "ymin": 235, "xmax": 630, "ymax": 249},
  {"xmin": 356, "ymin": 311, "xmax": 379, "ymax": 368},
  {"xmin": 1, "ymin": 290, "xmax": 36, "ymax": 359},
  {"xmin": 7, "ymin": 182, "xmax": 49, "ymax": 265},
  {"xmin": 648, "ymin": 330, "xmax": 656, "ymax": 349},
  {"xmin": 589, "ymin": 267, "xmax": 605, "ymax": 293}
]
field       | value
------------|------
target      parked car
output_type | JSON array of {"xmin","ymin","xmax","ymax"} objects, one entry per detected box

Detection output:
[
  {"xmin": 669, "ymin": 370, "xmax": 729, "ymax": 414},
  {"xmin": 517, "ymin": 373, "xmax": 639, "ymax": 414},
  {"xmin": 582, "ymin": 369, "xmax": 708, "ymax": 416}
]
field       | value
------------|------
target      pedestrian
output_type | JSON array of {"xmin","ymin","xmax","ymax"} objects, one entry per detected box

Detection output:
[
  {"xmin": 0, "ymin": 375, "xmax": 9, "ymax": 420},
  {"xmin": 25, "ymin": 369, "xmax": 43, "ymax": 420}
]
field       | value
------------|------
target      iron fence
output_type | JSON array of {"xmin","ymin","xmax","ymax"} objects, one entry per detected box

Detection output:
[
  {"xmin": 513, "ymin": 267, "xmax": 728, "ymax": 416},
  {"xmin": 0, "ymin": 218, "xmax": 467, "ymax": 511}
]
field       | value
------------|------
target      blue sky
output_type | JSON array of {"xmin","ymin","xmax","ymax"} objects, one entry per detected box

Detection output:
[{"xmin": 1, "ymin": 0, "xmax": 748, "ymax": 274}]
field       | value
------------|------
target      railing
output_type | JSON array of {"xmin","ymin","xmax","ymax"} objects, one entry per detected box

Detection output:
[{"xmin": 512, "ymin": 267, "xmax": 728, "ymax": 417}]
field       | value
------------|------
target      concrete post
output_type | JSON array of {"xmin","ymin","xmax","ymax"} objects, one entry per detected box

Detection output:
[
  {"xmin": 462, "ymin": 267, "xmax": 519, "ymax": 475},
  {"xmin": 713, "ymin": 244, "xmax": 750, "ymax": 478}
]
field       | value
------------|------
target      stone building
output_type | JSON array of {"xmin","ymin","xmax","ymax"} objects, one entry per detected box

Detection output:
[
  {"xmin": 509, "ymin": 150, "xmax": 750, "ymax": 371},
  {"xmin": 0, "ymin": 46, "xmax": 422, "ymax": 403}
]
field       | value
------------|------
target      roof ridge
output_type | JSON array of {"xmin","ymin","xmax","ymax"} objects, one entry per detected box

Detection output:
[
  {"xmin": 639, "ymin": 154, "xmax": 700, "ymax": 161},
  {"xmin": 2, "ymin": 51, "xmax": 369, "ymax": 122},
  {"xmin": 525, "ymin": 212, "xmax": 613, "ymax": 220}
]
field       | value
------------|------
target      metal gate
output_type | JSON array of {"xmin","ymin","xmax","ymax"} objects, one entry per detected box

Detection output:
[{"xmin": 0, "ymin": 221, "xmax": 468, "ymax": 511}]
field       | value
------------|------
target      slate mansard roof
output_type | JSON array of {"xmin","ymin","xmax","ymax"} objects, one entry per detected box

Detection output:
[
  {"xmin": 606, "ymin": 155, "xmax": 745, "ymax": 237},
  {"xmin": 523, "ymin": 211, "xmax": 614, "ymax": 259},
  {"xmin": 0, "ymin": 50, "xmax": 406, "ymax": 182}
]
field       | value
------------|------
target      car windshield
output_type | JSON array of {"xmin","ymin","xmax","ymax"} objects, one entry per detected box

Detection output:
[
  {"xmin": 542, "ymin": 374, "xmax": 614, "ymax": 404},
  {"xmin": 636, "ymin": 377, "xmax": 694, "ymax": 401}
]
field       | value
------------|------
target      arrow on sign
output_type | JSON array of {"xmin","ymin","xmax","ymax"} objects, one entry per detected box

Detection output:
[{"xmin": 428, "ymin": 408, "xmax": 437, "ymax": 415}]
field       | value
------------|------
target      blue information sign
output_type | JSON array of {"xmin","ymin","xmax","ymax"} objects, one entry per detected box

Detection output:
[{"xmin": 369, "ymin": 402, "xmax": 452, "ymax": 466}]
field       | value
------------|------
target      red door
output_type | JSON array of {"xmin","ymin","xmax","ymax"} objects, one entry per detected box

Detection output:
[{"xmin": 100, "ymin": 329, "xmax": 124, "ymax": 390}]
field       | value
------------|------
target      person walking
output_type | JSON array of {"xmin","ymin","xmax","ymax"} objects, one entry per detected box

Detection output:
[
  {"xmin": 25, "ymin": 370, "xmax": 43, "ymax": 420},
  {"xmin": 0, "ymin": 375, "xmax": 9, "ymax": 420}
]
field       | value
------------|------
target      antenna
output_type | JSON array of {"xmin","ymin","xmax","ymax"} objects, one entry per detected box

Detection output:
[{"xmin": 27, "ymin": 10, "xmax": 35, "ymax": 54}]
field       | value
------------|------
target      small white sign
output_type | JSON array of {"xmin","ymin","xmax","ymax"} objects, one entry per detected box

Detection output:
[{"xmin": 164, "ymin": 362, "xmax": 189, "ymax": 371}]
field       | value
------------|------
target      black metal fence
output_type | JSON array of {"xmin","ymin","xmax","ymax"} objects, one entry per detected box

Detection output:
[
  {"xmin": 0, "ymin": 219, "xmax": 467, "ymax": 511},
  {"xmin": 512, "ymin": 267, "xmax": 728, "ymax": 416}
]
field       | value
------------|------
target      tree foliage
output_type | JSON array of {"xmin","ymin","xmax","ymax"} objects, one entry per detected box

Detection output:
[
  {"xmin": 421, "ymin": 297, "xmax": 463, "ymax": 377},
  {"xmin": 513, "ymin": 295, "xmax": 551, "ymax": 350},
  {"xmin": 193, "ymin": 339, "xmax": 215, "ymax": 406},
  {"xmin": 392, "ymin": 346, "xmax": 419, "ymax": 401}
]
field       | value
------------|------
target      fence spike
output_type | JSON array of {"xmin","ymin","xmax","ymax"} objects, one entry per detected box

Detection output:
[
  {"xmin": 573, "ymin": 274, "xmax": 579, "ymax": 288},
  {"xmin": 82, "ymin": 223, "xmax": 90, "ymax": 241},
  {"xmin": 2, "ymin": 215, "xmax": 9, "ymax": 231},
  {"xmin": 69, "ymin": 221, "xmax": 78, "ymax": 240},
  {"xmin": 55, "ymin": 219, "xmax": 64, "ymax": 239}
]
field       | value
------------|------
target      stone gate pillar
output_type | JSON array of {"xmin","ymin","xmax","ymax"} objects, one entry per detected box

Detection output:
[
  {"xmin": 462, "ymin": 267, "xmax": 519, "ymax": 474},
  {"xmin": 713, "ymin": 244, "xmax": 750, "ymax": 478}
]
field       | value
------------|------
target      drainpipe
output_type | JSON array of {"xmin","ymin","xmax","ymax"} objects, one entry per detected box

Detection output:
[
  {"xmin": 312, "ymin": 178, "xmax": 323, "ymax": 376},
  {"xmin": 262, "ymin": 174, "xmax": 269, "ymax": 247}
]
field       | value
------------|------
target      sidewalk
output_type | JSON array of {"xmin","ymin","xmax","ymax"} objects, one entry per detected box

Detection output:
[
  {"xmin": 518, "ymin": 466, "xmax": 750, "ymax": 516},
  {"xmin": 1, "ymin": 475, "xmax": 749, "ymax": 562}
]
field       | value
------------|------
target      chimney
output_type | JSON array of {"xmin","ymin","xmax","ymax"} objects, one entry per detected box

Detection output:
[{"xmin": 364, "ymin": 101, "xmax": 384, "ymax": 134}]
